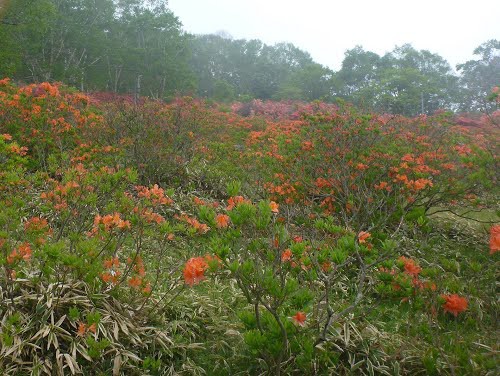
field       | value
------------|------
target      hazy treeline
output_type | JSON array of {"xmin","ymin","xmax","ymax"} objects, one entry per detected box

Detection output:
[{"xmin": 0, "ymin": 0, "xmax": 498, "ymax": 115}]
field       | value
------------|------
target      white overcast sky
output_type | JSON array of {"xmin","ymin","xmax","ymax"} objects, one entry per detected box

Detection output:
[{"xmin": 168, "ymin": 0, "xmax": 500, "ymax": 71}]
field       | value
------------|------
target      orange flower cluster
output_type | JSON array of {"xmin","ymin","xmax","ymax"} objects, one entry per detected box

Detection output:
[
  {"xmin": 454, "ymin": 144, "xmax": 472, "ymax": 156},
  {"xmin": 398, "ymin": 256, "xmax": 422, "ymax": 278},
  {"xmin": 29, "ymin": 82, "xmax": 61, "ymax": 97},
  {"xmin": 24, "ymin": 217, "xmax": 49, "ymax": 232},
  {"xmin": 441, "ymin": 294, "xmax": 468, "ymax": 316},
  {"xmin": 48, "ymin": 116, "xmax": 72, "ymax": 133},
  {"xmin": 125, "ymin": 256, "xmax": 151, "ymax": 293},
  {"xmin": 357, "ymin": 231, "xmax": 371, "ymax": 244},
  {"xmin": 393, "ymin": 174, "xmax": 433, "ymax": 191},
  {"xmin": 280, "ymin": 241, "xmax": 313, "ymax": 271},
  {"xmin": 101, "ymin": 257, "xmax": 121, "ymax": 284},
  {"xmin": 193, "ymin": 196, "xmax": 219, "ymax": 208},
  {"xmin": 183, "ymin": 256, "xmax": 209, "ymax": 286},
  {"xmin": 355, "ymin": 163, "xmax": 369, "ymax": 171},
  {"xmin": 6, "ymin": 143, "xmax": 28, "ymax": 156},
  {"xmin": 176, "ymin": 213, "xmax": 210, "ymax": 234},
  {"xmin": 406, "ymin": 178, "xmax": 433, "ymax": 191},
  {"xmin": 226, "ymin": 195, "xmax": 251, "ymax": 210},
  {"xmin": 374, "ymin": 181, "xmax": 392, "ymax": 192},
  {"xmin": 193, "ymin": 196, "xmax": 208, "ymax": 206},
  {"xmin": 127, "ymin": 255, "xmax": 146, "ymax": 277},
  {"xmin": 6, "ymin": 243, "xmax": 32, "ymax": 264},
  {"xmin": 215, "ymin": 214, "xmax": 230, "ymax": 228},
  {"xmin": 136, "ymin": 184, "xmax": 173, "ymax": 206},
  {"xmin": 93, "ymin": 213, "xmax": 131, "ymax": 232},
  {"xmin": 315, "ymin": 177, "xmax": 333, "ymax": 189},
  {"xmin": 319, "ymin": 196, "xmax": 335, "ymax": 214},
  {"xmin": 134, "ymin": 207, "xmax": 165, "ymax": 224},
  {"xmin": 103, "ymin": 256, "xmax": 120, "ymax": 269},
  {"xmin": 40, "ymin": 181, "xmax": 81, "ymax": 211},
  {"xmin": 281, "ymin": 248, "xmax": 292, "ymax": 262},
  {"xmin": 301, "ymin": 141, "xmax": 313, "ymax": 151},
  {"xmin": 490, "ymin": 225, "xmax": 500, "ymax": 254},
  {"xmin": 264, "ymin": 182, "xmax": 298, "ymax": 204},
  {"xmin": 269, "ymin": 201, "xmax": 279, "ymax": 213},
  {"xmin": 77, "ymin": 322, "xmax": 97, "ymax": 337}
]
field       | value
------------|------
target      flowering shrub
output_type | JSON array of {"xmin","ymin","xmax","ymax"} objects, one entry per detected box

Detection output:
[
  {"xmin": 0, "ymin": 82, "xmax": 196, "ymax": 374},
  {"xmin": 0, "ymin": 80, "xmax": 497, "ymax": 375},
  {"xmin": 239, "ymin": 104, "xmax": 495, "ymax": 234}
]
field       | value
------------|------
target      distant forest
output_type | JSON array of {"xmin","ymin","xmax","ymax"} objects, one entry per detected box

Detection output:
[{"xmin": 0, "ymin": 0, "xmax": 499, "ymax": 116}]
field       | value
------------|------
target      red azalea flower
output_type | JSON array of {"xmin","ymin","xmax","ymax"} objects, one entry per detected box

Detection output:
[
  {"xmin": 292, "ymin": 311, "xmax": 307, "ymax": 326},
  {"xmin": 441, "ymin": 294, "xmax": 468, "ymax": 317}
]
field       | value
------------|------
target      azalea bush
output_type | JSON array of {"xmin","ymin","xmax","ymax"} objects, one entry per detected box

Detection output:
[
  {"xmin": 0, "ymin": 152, "xmax": 188, "ymax": 374},
  {"xmin": 241, "ymin": 105, "xmax": 495, "ymax": 232}
]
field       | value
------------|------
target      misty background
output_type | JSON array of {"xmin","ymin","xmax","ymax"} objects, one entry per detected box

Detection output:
[{"xmin": 0, "ymin": 0, "xmax": 499, "ymax": 116}]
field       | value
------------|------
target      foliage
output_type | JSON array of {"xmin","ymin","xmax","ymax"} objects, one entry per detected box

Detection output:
[{"xmin": 0, "ymin": 79, "xmax": 498, "ymax": 375}]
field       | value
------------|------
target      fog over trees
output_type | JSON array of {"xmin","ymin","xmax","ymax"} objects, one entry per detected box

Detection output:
[{"xmin": 0, "ymin": 0, "xmax": 498, "ymax": 116}]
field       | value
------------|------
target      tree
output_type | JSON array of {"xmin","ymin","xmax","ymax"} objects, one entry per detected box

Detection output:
[
  {"xmin": 0, "ymin": 0, "xmax": 194, "ymax": 97},
  {"xmin": 334, "ymin": 44, "xmax": 459, "ymax": 116},
  {"xmin": 457, "ymin": 39, "xmax": 500, "ymax": 112},
  {"xmin": 188, "ymin": 35, "xmax": 318, "ymax": 101},
  {"xmin": 376, "ymin": 45, "xmax": 459, "ymax": 115},
  {"xmin": 275, "ymin": 63, "xmax": 333, "ymax": 101}
]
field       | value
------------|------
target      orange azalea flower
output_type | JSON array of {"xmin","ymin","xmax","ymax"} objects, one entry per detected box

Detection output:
[
  {"xmin": 401, "ymin": 154, "xmax": 414, "ymax": 162},
  {"xmin": 101, "ymin": 270, "xmax": 120, "ymax": 285},
  {"xmin": 269, "ymin": 201, "xmax": 279, "ymax": 213},
  {"xmin": 24, "ymin": 217, "xmax": 49, "ymax": 232},
  {"xmin": 315, "ymin": 177, "xmax": 332, "ymax": 189},
  {"xmin": 489, "ymin": 225, "xmax": 500, "ymax": 254},
  {"xmin": 183, "ymin": 257, "xmax": 209, "ymax": 286},
  {"xmin": 441, "ymin": 294, "xmax": 468, "ymax": 317},
  {"xmin": 355, "ymin": 163, "xmax": 369, "ymax": 171},
  {"xmin": 95, "ymin": 212, "xmax": 131, "ymax": 232},
  {"xmin": 321, "ymin": 262, "xmax": 331, "ymax": 272},
  {"xmin": 77, "ymin": 322, "xmax": 86, "ymax": 336},
  {"xmin": 193, "ymin": 196, "xmax": 207, "ymax": 206},
  {"xmin": 128, "ymin": 276, "xmax": 142, "ymax": 288},
  {"xmin": 87, "ymin": 323, "xmax": 97, "ymax": 334},
  {"xmin": 408, "ymin": 178, "xmax": 433, "ymax": 191},
  {"xmin": 101, "ymin": 272, "xmax": 113, "ymax": 283},
  {"xmin": 301, "ymin": 141, "xmax": 313, "ymax": 151},
  {"xmin": 7, "ymin": 144, "xmax": 28, "ymax": 156},
  {"xmin": 281, "ymin": 249, "xmax": 292, "ymax": 262},
  {"xmin": 7, "ymin": 243, "xmax": 32, "ymax": 264},
  {"xmin": 357, "ymin": 231, "xmax": 371, "ymax": 244},
  {"xmin": 216, "ymin": 214, "xmax": 230, "ymax": 228},
  {"xmin": 374, "ymin": 181, "xmax": 392, "ymax": 192},
  {"xmin": 142, "ymin": 282, "xmax": 152, "ymax": 294},
  {"xmin": 226, "ymin": 196, "xmax": 250, "ymax": 210},
  {"xmin": 103, "ymin": 257, "xmax": 119, "ymax": 269},
  {"xmin": 141, "ymin": 209, "xmax": 165, "ymax": 224},
  {"xmin": 176, "ymin": 213, "xmax": 210, "ymax": 234},
  {"xmin": 292, "ymin": 311, "xmax": 307, "ymax": 326},
  {"xmin": 398, "ymin": 256, "xmax": 421, "ymax": 277},
  {"xmin": 424, "ymin": 282, "xmax": 437, "ymax": 291}
]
